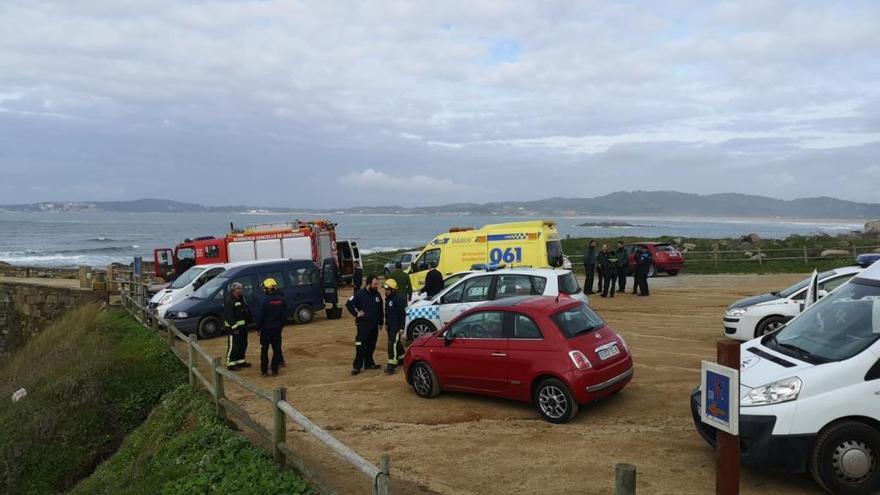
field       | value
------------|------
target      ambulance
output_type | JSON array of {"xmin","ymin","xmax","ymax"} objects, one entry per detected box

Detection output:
[{"xmin": 407, "ymin": 220, "xmax": 566, "ymax": 290}]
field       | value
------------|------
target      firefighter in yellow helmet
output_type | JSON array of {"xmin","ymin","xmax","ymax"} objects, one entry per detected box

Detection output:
[
  {"xmin": 383, "ymin": 278, "xmax": 407, "ymax": 375},
  {"xmin": 223, "ymin": 281, "xmax": 253, "ymax": 370},
  {"xmin": 256, "ymin": 277, "xmax": 287, "ymax": 377}
]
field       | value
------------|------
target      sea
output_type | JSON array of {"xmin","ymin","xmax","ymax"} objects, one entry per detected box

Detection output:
[{"xmin": 0, "ymin": 211, "xmax": 867, "ymax": 268}]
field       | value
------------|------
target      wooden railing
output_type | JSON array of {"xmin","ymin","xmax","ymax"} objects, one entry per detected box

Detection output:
[{"xmin": 116, "ymin": 276, "xmax": 392, "ymax": 495}]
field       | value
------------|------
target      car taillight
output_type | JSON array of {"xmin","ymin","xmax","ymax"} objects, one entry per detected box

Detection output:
[
  {"xmin": 568, "ymin": 350, "xmax": 592, "ymax": 370},
  {"xmin": 617, "ymin": 335, "xmax": 629, "ymax": 353},
  {"xmin": 655, "ymin": 251, "xmax": 665, "ymax": 257}
]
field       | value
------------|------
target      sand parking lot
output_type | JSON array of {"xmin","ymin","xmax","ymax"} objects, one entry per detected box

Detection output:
[{"xmin": 196, "ymin": 273, "xmax": 825, "ymax": 494}]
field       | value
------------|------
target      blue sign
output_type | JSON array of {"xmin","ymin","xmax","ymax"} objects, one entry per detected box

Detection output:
[
  {"xmin": 700, "ymin": 361, "xmax": 739, "ymax": 435},
  {"xmin": 706, "ymin": 371, "xmax": 731, "ymax": 424},
  {"xmin": 133, "ymin": 256, "xmax": 143, "ymax": 280}
]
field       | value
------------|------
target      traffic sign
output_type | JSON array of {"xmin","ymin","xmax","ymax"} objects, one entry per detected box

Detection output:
[{"xmin": 701, "ymin": 360, "xmax": 739, "ymax": 436}]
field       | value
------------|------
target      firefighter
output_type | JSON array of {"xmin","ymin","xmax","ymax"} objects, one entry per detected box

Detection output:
[
  {"xmin": 600, "ymin": 244, "xmax": 618, "ymax": 298},
  {"xmin": 583, "ymin": 240, "xmax": 598, "ymax": 294},
  {"xmin": 387, "ymin": 265, "xmax": 413, "ymax": 302},
  {"xmin": 256, "ymin": 278, "xmax": 287, "ymax": 377},
  {"xmin": 223, "ymin": 282, "xmax": 252, "ymax": 370},
  {"xmin": 423, "ymin": 264, "xmax": 444, "ymax": 299},
  {"xmin": 382, "ymin": 279, "xmax": 407, "ymax": 375},
  {"xmin": 616, "ymin": 241, "xmax": 628, "ymax": 293},
  {"xmin": 346, "ymin": 274, "xmax": 384, "ymax": 375},
  {"xmin": 635, "ymin": 246, "xmax": 652, "ymax": 296}
]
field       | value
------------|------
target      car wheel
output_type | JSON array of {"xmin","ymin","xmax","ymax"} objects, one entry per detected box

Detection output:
[
  {"xmin": 533, "ymin": 378, "xmax": 579, "ymax": 424},
  {"xmin": 647, "ymin": 264, "xmax": 657, "ymax": 278},
  {"xmin": 667, "ymin": 270, "xmax": 679, "ymax": 276},
  {"xmin": 410, "ymin": 362, "xmax": 441, "ymax": 398},
  {"xmin": 809, "ymin": 420, "xmax": 880, "ymax": 495},
  {"xmin": 755, "ymin": 315, "xmax": 787, "ymax": 338},
  {"xmin": 197, "ymin": 316, "xmax": 222, "ymax": 339},
  {"xmin": 407, "ymin": 319, "xmax": 437, "ymax": 340},
  {"xmin": 293, "ymin": 304, "xmax": 314, "ymax": 324}
]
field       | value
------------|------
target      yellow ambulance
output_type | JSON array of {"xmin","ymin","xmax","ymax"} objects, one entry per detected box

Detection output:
[{"xmin": 407, "ymin": 220, "xmax": 566, "ymax": 290}]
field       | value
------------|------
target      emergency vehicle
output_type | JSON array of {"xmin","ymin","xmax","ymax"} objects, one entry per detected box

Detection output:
[
  {"xmin": 407, "ymin": 220, "xmax": 566, "ymax": 290},
  {"xmin": 153, "ymin": 220, "xmax": 337, "ymax": 280}
]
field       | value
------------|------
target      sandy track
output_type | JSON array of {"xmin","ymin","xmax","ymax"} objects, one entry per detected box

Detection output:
[{"xmin": 197, "ymin": 273, "xmax": 824, "ymax": 494}]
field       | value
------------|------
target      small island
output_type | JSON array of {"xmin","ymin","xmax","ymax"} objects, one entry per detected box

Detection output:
[{"xmin": 577, "ymin": 221, "xmax": 646, "ymax": 228}]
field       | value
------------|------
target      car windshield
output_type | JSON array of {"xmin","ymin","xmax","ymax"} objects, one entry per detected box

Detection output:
[
  {"xmin": 557, "ymin": 272, "xmax": 581, "ymax": 294},
  {"xmin": 170, "ymin": 267, "xmax": 206, "ymax": 289},
  {"xmin": 192, "ymin": 276, "xmax": 228, "ymax": 299},
  {"xmin": 551, "ymin": 303, "xmax": 606, "ymax": 338},
  {"xmin": 778, "ymin": 270, "xmax": 837, "ymax": 298},
  {"xmin": 765, "ymin": 279, "xmax": 880, "ymax": 363}
]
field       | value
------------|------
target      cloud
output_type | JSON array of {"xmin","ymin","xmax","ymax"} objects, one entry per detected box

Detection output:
[{"xmin": 339, "ymin": 168, "xmax": 473, "ymax": 192}]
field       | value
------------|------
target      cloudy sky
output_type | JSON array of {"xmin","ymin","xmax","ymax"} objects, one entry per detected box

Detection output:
[{"xmin": 1, "ymin": 0, "xmax": 879, "ymax": 207}]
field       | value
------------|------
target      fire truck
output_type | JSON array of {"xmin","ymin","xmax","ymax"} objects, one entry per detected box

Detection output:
[{"xmin": 153, "ymin": 220, "xmax": 338, "ymax": 281}]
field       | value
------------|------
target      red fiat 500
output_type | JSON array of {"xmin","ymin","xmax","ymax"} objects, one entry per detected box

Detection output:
[{"xmin": 403, "ymin": 296, "xmax": 634, "ymax": 423}]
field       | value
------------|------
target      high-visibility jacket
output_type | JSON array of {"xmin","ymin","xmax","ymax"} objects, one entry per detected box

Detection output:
[{"xmin": 223, "ymin": 294, "xmax": 253, "ymax": 332}]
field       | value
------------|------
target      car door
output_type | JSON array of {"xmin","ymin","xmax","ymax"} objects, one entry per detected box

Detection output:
[
  {"xmin": 438, "ymin": 275, "xmax": 495, "ymax": 326},
  {"xmin": 431, "ymin": 311, "xmax": 508, "ymax": 394},
  {"xmin": 506, "ymin": 312, "xmax": 550, "ymax": 401}
]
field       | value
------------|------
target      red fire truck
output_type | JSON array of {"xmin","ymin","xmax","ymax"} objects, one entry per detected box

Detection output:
[{"xmin": 153, "ymin": 220, "xmax": 338, "ymax": 280}]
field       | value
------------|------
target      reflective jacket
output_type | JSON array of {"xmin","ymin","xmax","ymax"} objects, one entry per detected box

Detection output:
[{"xmin": 223, "ymin": 294, "xmax": 253, "ymax": 333}]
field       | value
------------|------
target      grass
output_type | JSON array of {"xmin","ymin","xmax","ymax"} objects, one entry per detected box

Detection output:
[
  {"xmin": 0, "ymin": 306, "xmax": 186, "ymax": 494},
  {"xmin": 71, "ymin": 385, "xmax": 311, "ymax": 495}
]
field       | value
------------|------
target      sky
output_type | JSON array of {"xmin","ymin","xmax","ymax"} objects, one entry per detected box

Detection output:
[{"xmin": 1, "ymin": 0, "xmax": 879, "ymax": 207}]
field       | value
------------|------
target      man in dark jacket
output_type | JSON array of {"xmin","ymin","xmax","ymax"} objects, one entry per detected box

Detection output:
[
  {"xmin": 388, "ymin": 267, "xmax": 413, "ymax": 302},
  {"xmin": 583, "ymin": 240, "xmax": 598, "ymax": 294},
  {"xmin": 382, "ymin": 279, "xmax": 407, "ymax": 375},
  {"xmin": 256, "ymin": 278, "xmax": 287, "ymax": 377},
  {"xmin": 423, "ymin": 265, "xmax": 444, "ymax": 299},
  {"xmin": 346, "ymin": 274, "xmax": 384, "ymax": 375},
  {"xmin": 635, "ymin": 246, "xmax": 652, "ymax": 296},
  {"xmin": 616, "ymin": 241, "xmax": 629, "ymax": 293},
  {"xmin": 223, "ymin": 282, "xmax": 253, "ymax": 370},
  {"xmin": 600, "ymin": 244, "xmax": 618, "ymax": 298}
]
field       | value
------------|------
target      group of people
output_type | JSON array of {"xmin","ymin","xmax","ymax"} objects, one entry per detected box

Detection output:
[
  {"xmin": 583, "ymin": 240, "xmax": 652, "ymax": 297},
  {"xmin": 223, "ymin": 278, "xmax": 287, "ymax": 377},
  {"xmin": 345, "ymin": 274, "xmax": 409, "ymax": 375}
]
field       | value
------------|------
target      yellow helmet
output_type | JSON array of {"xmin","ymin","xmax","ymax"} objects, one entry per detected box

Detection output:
[
  {"xmin": 262, "ymin": 278, "xmax": 278, "ymax": 290},
  {"xmin": 383, "ymin": 279, "xmax": 398, "ymax": 290}
]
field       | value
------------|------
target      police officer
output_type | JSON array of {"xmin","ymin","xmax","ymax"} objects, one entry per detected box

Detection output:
[
  {"xmin": 382, "ymin": 279, "xmax": 407, "ymax": 375},
  {"xmin": 423, "ymin": 264, "xmax": 443, "ymax": 299},
  {"xmin": 256, "ymin": 278, "xmax": 287, "ymax": 377},
  {"xmin": 583, "ymin": 240, "xmax": 598, "ymax": 294},
  {"xmin": 600, "ymin": 244, "xmax": 618, "ymax": 298},
  {"xmin": 223, "ymin": 282, "xmax": 253, "ymax": 370},
  {"xmin": 616, "ymin": 241, "xmax": 629, "ymax": 293},
  {"xmin": 346, "ymin": 274, "xmax": 384, "ymax": 375},
  {"xmin": 635, "ymin": 246, "xmax": 652, "ymax": 296},
  {"xmin": 596, "ymin": 243, "xmax": 606, "ymax": 294}
]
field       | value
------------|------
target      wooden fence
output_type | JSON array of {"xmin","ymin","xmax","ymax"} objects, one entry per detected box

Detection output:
[{"xmin": 116, "ymin": 276, "xmax": 392, "ymax": 495}]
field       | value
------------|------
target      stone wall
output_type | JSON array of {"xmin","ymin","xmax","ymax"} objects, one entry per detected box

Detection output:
[
  {"xmin": 0, "ymin": 263, "xmax": 80, "ymax": 279},
  {"xmin": 0, "ymin": 282, "xmax": 106, "ymax": 356}
]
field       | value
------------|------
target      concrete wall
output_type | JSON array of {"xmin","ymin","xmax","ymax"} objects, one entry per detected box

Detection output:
[{"xmin": 0, "ymin": 282, "xmax": 106, "ymax": 356}]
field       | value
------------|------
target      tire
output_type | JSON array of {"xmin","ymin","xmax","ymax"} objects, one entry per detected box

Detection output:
[
  {"xmin": 293, "ymin": 304, "xmax": 314, "ymax": 324},
  {"xmin": 407, "ymin": 319, "xmax": 437, "ymax": 340},
  {"xmin": 667, "ymin": 270, "xmax": 679, "ymax": 276},
  {"xmin": 755, "ymin": 315, "xmax": 787, "ymax": 338},
  {"xmin": 197, "ymin": 315, "xmax": 222, "ymax": 339},
  {"xmin": 533, "ymin": 378, "xmax": 579, "ymax": 424},
  {"xmin": 647, "ymin": 264, "xmax": 657, "ymax": 278},
  {"xmin": 809, "ymin": 420, "xmax": 880, "ymax": 495},
  {"xmin": 409, "ymin": 362, "xmax": 441, "ymax": 398}
]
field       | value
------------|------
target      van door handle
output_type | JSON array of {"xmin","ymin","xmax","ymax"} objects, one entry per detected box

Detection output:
[{"xmin": 491, "ymin": 352, "xmax": 507, "ymax": 357}]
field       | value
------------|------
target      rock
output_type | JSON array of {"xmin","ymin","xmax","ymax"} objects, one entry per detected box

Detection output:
[
  {"xmin": 744, "ymin": 233, "xmax": 762, "ymax": 244},
  {"xmin": 719, "ymin": 240, "xmax": 729, "ymax": 247},
  {"xmin": 837, "ymin": 240, "xmax": 851, "ymax": 249},
  {"xmin": 820, "ymin": 249, "xmax": 851, "ymax": 257},
  {"xmin": 865, "ymin": 220, "xmax": 880, "ymax": 235},
  {"xmin": 744, "ymin": 251, "xmax": 753, "ymax": 257},
  {"xmin": 11, "ymin": 388, "xmax": 26, "ymax": 403},
  {"xmin": 673, "ymin": 237, "xmax": 683, "ymax": 245},
  {"xmin": 845, "ymin": 232, "xmax": 862, "ymax": 241},
  {"xmin": 683, "ymin": 243, "xmax": 697, "ymax": 250},
  {"xmin": 750, "ymin": 253, "xmax": 767, "ymax": 261}
]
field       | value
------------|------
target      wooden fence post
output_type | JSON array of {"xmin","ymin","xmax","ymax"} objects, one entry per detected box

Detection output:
[
  {"xmin": 756, "ymin": 245, "xmax": 762, "ymax": 265},
  {"xmin": 803, "ymin": 246, "xmax": 808, "ymax": 264},
  {"xmin": 713, "ymin": 243, "xmax": 719, "ymax": 267},
  {"xmin": 716, "ymin": 340, "xmax": 741, "ymax": 495},
  {"xmin": 167, "ymin": 322, "xmax": 175, "ymax": 349},
  {"xmin": 187, "ymin": 334, "xmax": 196, "ymax": 388},
  {"xmin": 614, "ymin": 463, "xmax": 637, "ymax": 495},
  {"xmin": 376, "ymin": 454, "xmax": 391, "ymax": 495},
  {"xmin": 151, "ymin": 314, "xmax": 159, "ymax": 333},
  {"xmin": 273, "ymin": 388, "xmax": 287, "ymax": 465},
  {"xmin": 212, "ymin": 357, "xmax": 226, "ymax": 421}
]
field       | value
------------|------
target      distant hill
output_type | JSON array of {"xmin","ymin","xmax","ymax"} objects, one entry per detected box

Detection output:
[{"xmin": 2, "ymin": 192, "xmax": 879, "ymax": 219}]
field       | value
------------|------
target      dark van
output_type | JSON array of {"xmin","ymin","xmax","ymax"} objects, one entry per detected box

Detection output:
[{"xmin": 164, "ymin": 259, "xmax": 325, "ymax": 338}]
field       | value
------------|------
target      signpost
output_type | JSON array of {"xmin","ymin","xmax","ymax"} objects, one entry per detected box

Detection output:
[{"xmin": 701, "ymin": 340, "xmax": 741, "ymax": 495}]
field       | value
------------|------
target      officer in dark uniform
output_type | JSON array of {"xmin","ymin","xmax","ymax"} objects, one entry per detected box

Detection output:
[
  {"xmin": 388, "ymin": 266, "xmax": 413, "ymax": 302},
  {"xmin": 346, "ymin": 274, "xmax": 384, "ymax": 375},
  {"xmin": 223, "ymin": 281, "xmax": 253, "ymax": 370},
  {"xmin": 616, "ymin": 241, "xmax": 629, "ymax": 293},
  {"xmin": 423, "ymin": 264, "xmax": 444, "ymax": 299},
  {"xmin": 635, "ymin": 246, "xmax": 652, "ymax": 296},
  {"xmin": 382, "ymin": 279, "xmax": 407, "ymax": 374},
  {"xmin": 583, "ymin": 240, "xmax": 598, "ymax": 294},
  {"xmin": 600, "ymin": 244, "xmax": 618, "ymax": 298},
  {"xmin": 596, "ymin": 243, "xmax": 607, "ymax": 294},
  {"xmin": 256, "ymin": 278, "xmax": 287, "ymax": 377}
]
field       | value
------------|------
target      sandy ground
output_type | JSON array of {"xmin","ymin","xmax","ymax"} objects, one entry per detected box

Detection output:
[
  {"xmin": 0, "ymin": 277, "xmax": 87, "ymax": 290},
  {"xmin": 194, "ymin": 273, "xmax": 826, "ymax": 495}
]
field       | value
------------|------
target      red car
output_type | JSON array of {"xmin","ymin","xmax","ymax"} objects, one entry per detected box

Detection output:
[
  {"xmin": 403, "ymin": 296, "xmax": 634, "ymax": 423},
  {"xmin": 625, "ymin": 242, "xmax": 684, "ymax": 277}
]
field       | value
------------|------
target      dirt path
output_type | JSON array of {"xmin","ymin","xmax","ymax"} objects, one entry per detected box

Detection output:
[{"xmin": 198, "ymin": 273, "xmax": 823, "ymax": 494}]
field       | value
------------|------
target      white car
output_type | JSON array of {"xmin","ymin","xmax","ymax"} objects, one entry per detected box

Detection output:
[
  {"xmin": 722, "ymin": 266, "xmax": 864, "ymax": 341},
  {"xmin": 404, "ymin": 268, "xmax": 588, "ymax": 339},
  {"xmin": 693, "ymin": 262, "xmax": 880, "ymax": 494},
  {"xmin": 383, "ymin": 251, "xmax": 421, "ymax": 277},
  {"xmin": 409, "ymin": 270, "xmax": 473, "ymax": 303},
  {"xmin": 149, "ymin": 264, "xmax": 227, "ymax": 325}
]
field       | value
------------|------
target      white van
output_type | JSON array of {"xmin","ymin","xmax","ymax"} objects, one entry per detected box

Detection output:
[
  {"xmin": 692, "ymin": 262, "xmax": 880, "ymax": 494},
  {"xmin": 149, "ymin": 264, "xmax": 227, "ymax": 325}
]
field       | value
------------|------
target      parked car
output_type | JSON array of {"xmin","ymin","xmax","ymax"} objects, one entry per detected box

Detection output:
[
  {"xmin": 623, "ymin": 242, "xmax": 684, "ymax": 277},
  {"xmin": 383, "ymin": 251, "xmax": 421, "ymax": 277},
  {"xmin": 410, "ymin": 270, "xmax": 473, "ymax": 302},
  {"xmin": 404, "ymin": 268, "xmax": 588, "ymax": 340},
  {"xmin": 404, "ymin": 296, "xmax": 633, "ymax": 423},
  {"xmin": 164, "ymin": 259, "xmax": 327, "ymax": 338},
  {"xmin": 722, "ymin": 265, "xmax": 864, "ymax": 341},
  {"xmin": 692, "ymin": 261, "xmax": 880, "ymax": 494},
  {"xmin": 149, "ymin": 263, "xmax": 227, "ymax": 326}
]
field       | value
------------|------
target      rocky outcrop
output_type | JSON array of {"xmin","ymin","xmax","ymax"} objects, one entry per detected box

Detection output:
[
  {"xmin": 866, "ymin": 220, "xmax": 880, "ymax": 235},
  {"xmin": 820, "ymin": 249, "xmax": 851, "ymax": 258}
]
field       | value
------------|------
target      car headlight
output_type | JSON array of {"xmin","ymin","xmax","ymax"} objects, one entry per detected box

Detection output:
[
  {"xmin": 725, "ymin": 307, "xmax": 748, "ymax": 317},
  {"xmin": 741, "ymin": 377, "xmax": 802, "ymax": 407},
  {"xmin": 167, "ymin": 311, "xmax": 188, "ymax": 319}
]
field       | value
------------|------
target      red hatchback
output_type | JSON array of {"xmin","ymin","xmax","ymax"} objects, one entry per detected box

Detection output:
[
  {"xmin": 625, "ymin": 242, "xmax": 685, "ymax": 277},
  {"xmin": 403, "ymin": 296, "xmax": 634, "ymax": 423}
]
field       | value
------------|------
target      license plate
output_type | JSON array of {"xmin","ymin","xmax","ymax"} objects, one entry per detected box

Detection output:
[{"xmin": 597, "ymin": 344, "xmax": 620, "ymax": 361}]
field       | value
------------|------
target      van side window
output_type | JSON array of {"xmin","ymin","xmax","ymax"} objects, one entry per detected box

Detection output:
[
  {"xmin": 289, "ymin": 267, "xmax": 319, "ymax": 286},
  {"xmin": 230, "ymin": 277, "xmax": 256, "ymax": 298},
  {"xmin": 257, "ymin": 272, "xmax": 286, "ymax": 290}
]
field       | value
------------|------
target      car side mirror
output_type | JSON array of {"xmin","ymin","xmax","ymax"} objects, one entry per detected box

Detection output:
[
  {"xmin": 444, "ymin": 332, "xmax": 455, "ymax": 346},
  {"xmin": 817, "ymin": 289, "xmax": 829, "ymax": 299},
  {"xmin": 193, "ymin": 279, "xmax": 203, "ymax": 289}
]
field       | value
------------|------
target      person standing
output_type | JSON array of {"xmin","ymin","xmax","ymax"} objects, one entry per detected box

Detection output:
[
  {"xmin": 635, "ymin": 246, "xmax": 652, "ymax": 296},
  {"xmin": 616, "ymin": 241, "xmax": 629, "ymax": 294},
  {"xmin": 423, "ymin": 264, "xmax": 444, "ymax": 299},
  {"xmin": 583, "ymin": 240, "xmax": 598, "ymax": 294},
  {"xmin": 256, "ymin": 278, "xmax": 287, "ymax": 377},
  {"xmin": 346, "ymin": 274, "xmax": 384, "ymax": 375},
  {"xmin": 352, "ymin": 263, "xmax": 364, "ymax": 291},
  {"xmin": 601, "ymin": 244, "xmax": 618, "ymax": 298},
  {"xmin": 223, "ymin": 282, "xmax": 252, "ymax": 370},
  {"xmin": 382, "ymin": 279, "xmax": 407, "ymax": 375},
  {"xmin": 388, "ymin": 265, "xmax": 413, "ymax": 302}
]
